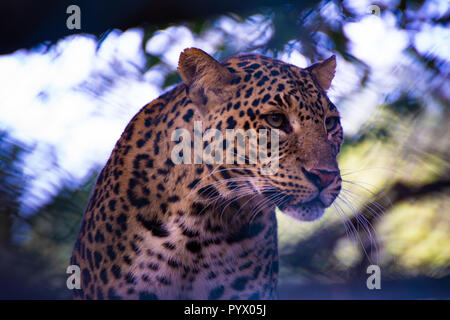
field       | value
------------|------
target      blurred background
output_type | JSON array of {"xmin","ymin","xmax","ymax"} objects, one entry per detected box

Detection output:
[{"xmin": 0, "ymin": 0, "xmax": 448, "ymax": 299}]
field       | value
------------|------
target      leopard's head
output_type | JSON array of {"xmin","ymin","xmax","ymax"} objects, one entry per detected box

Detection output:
[{"xmin": 178, "ymin": 48, "xmax": 343, "ymax": 222}]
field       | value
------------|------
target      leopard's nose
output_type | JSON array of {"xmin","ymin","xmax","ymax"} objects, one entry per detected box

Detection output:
[{"xmin": 302, "ymin": 168, "xmax": 339, "ymax": 190}]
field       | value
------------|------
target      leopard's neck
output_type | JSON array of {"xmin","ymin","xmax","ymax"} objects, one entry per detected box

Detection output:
[{"xmin": 128, "ymin": 189, "xmax": 280, "ymax": 299}]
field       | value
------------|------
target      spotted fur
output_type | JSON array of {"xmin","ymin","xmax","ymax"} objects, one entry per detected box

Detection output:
[{"xmin": 71, "ymin": 48, "xmax": 343, "ymax": 300}]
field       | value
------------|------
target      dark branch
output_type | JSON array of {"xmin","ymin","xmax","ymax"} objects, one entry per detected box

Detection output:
[{"xmin": 0, "ymin": 0, "xmax": 317, "ymax": 55}]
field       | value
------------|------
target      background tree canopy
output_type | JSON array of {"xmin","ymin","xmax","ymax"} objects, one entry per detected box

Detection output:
[{"xmin": 0, "ymin": 0, "xmax": 448, "ymax": 298}]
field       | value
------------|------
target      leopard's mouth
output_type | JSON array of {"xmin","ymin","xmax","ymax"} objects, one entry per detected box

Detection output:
[
  {"xmin": 262, "ymin": 190, "xmax": 327, "ymax": 222},
  {"xmin": 291, "ymin": 196, "xmax": 326, "ymax": 209},
  {"xmin": 283, "ymin": 198, "xmax": 326, "ymax": 222},
  {"xmin": 261, "ymin": 188, "xmax": 335, "ymax": 222}
]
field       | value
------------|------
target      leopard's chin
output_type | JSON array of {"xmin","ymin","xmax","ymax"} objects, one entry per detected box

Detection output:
[{"xmin": 281, "ymin": 198, "xmax": 326, "ymax": 222}]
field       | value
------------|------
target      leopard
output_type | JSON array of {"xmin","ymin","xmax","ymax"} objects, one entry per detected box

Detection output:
[{"xmin": 70, "ymin": 47, "xmax": 343, "ymax": 300}]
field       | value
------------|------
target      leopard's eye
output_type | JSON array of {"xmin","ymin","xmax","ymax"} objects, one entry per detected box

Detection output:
[
  {"xmin": 325, "ymin": 116, "xmax": 340, "ymax": 132},
  {"xmin": 266, "ymin": 113, "xmax": 287, "ymax": 128}
]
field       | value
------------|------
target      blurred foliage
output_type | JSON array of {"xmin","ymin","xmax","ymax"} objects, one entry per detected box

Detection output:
[
  {"xmin": 0, "ymin": 131, "xmax": 97, "ymax": 298},
  {"xmin": 0, "ymin": 131, "xmax": 26, "ymax": 246},
  {"xmin": 0, "ymin": 0, "xmax": 449, "ymax": 298}
]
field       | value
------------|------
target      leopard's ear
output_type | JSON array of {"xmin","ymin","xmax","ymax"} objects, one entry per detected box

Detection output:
[
  {"xmin": 306, "ymin": 55, "xmax": 336, "ymax": 91},
  {"xmin": 178, "ymin": 48, "xmax": 233, "ymax": 115}
]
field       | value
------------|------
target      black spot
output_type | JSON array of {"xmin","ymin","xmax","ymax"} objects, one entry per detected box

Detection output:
[
  {"xmin": 247, "ymin": 63, "xmax": 260, "ymax": 69},
  {"xmin": 247, "ymin": 108, "xmax": 256, "ymax": 120},
  {"xmin": 187, "ymin": 179, "xmax": 201, "ymax": 189},
  {"xmin": 186, "ymin": 240, "xmax": 202, "ymax": 254},
  {"xmin": 245, "ymin": 87, "xmax": 253, "ymax": 98},
  {"xmin": 157, "ymin": 169, "xmax": 169, "ymax": 175},
  {"xmin": 125, "ymin": 272, "xmax": 136, "ymax": 284},
  {"xmin": 139, "ymin": 291, "xmax": 158, "ymax": 300},
  {"xmin": 231, "ymin": 276, "xmax": 249, "ymax": 291},
  {"xmin": 182, "ymin": 226, "xmax": 200, "ymax": 238},
  {"xmin": 94, "ymin": 230, "xmax": 105, "ymax": 243},
  {"xmin": 239, "ymin": 261, "xmax": 253, "ymax": 271},
  {"xmin": 154, "ymin": 131, "xmax": 162, "ymax": 155},
  {"xmin": 196, "ymin": 167, "xmax": 204, "ymax": 174},
  {"xmin": 167, "ymin": 258, "xmax": 180, "ymax": 268},
  {"xmin": 123, "ymin": 255, "xmax": 132, "ymax": 265},
  {"xmin": 167, "ymin": 195, "xmax": 180, "ymax": 203},
  {"xmin": 206, "ymin": 221, "xmax": 222, "ymax": 233},
  {"xmin": 208, "ymin": 286, "xmax": 225, "ymax": 300},
  {"xmin": 274, "ymin": 94, "xmax": 284, "ymax": 107},
  {"xmin": 198, "ymin": 185, "xmax": 220, "ymax": 200},
  {"xmin": 108, "ymin": 288, "xmax": 122, "ymax": 300},
  {"xmin": 237, "ymin": 61, "xmax": 250, "ymax": 67},
  {"xmin": 100, "ymin": 268, "xmax": 108, "ymax": 284},
  {"xmin": 86, "ymin": 248, "xmax": 93, "ymax": 268},
  {"xmin": 94, "ymin": 251, "xmax": 102, "ymax": 269},
  {"xmin": 111, "ymin": 264, "xmax": 121, "ymax": 279},
  {"xmin": 165, "ymin": 158, "xmax": 175, "ymax": 168},
  {"xmin": 133, "ymin": 154, "xmax": 149, "ymax": 169},
  {"xmin": 264, "ymin": 248, "xmax": 273, "ymax": 259},
  {"xmin": 113, "ymin": 183, "xmax": 120, "ymax": 195},
  {"xmin": 249, "ymin": 292, "xmax": 260, "ymax": 300},
  {"xmin": 106, "ymin": 245, "xmax": 116, "ymax": 260},
  {"xmin": 130, "ymin": 241, "xmax": 141, "ymax": 254},
  {"xmin": 226, "ymin": 116, "xmax": 237, "ymax": 130},
  {"xmin": 182, "ymin": 109, "xmax": 194, "ymax": 122},
  {"xmin": 252, "ymin": 266, "xmax": 262, "ymax": 279},
  {"xmin": 116, "ymin": 213, "xmax": 127, "ymax": 231},
  {"xmin": 219, "ymin": 168, "xmax": 232, "ymax": 180},
  {"xmin": 262, "ymin": 93, "xmax": 271, "ymax": 103},
  {"xmin": 82, "ymin": 269, "xmax": 91, "ymax": 287},
  {"xmin": 226, "ymin": 223, "xmax": 265, "ymax": 244},
  {"xmin": 162, "ymin": 242, "xmax": 176, "ymax": 250},
  {"xmin": 127, "ymin": 185, "xmax": 150, "ymax": 209},
  {"xmin": 251, "ymin": 99, "xmax": 260, "ymax": 107},
  {"xmin": 136, "ymin": 139, "xmax": 146, "ymax": 148},
  {"xmin": 97, "ymin": 287, "xmax": 104, "ymax": 300},
  {"xmin": 157, "ymin": 276, "xmax": 171, "ymax": 285},
  {"xmin": 157, "ymin": 183, "xmax": 165, "ymax": 191},
  {"xmin": 108, "ymin": 199, "xmax": 117, "ymax": 212},
  {"xmin": 136, "ymin": 214, "xmax": 170, "ymax": 237},
  {"xmin": 124, "ymin": 123, "xmax": 135, "ymax": 141},
  {"xmin": 190, "ymin": 202, "xmax": 206, "ymax": 216},
  {"xmin": 256, "ymin": 75, "xmax": 269, "ymax": 86},
  {"xmin": 148, "ymin": 263, "xmax": 159, "ymax": 271}
]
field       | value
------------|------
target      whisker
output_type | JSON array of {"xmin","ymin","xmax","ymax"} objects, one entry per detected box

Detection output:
[
  {"xmin": 341, "ymin": 166, "xmax": 401, "ymax": 177},
  {"xmin": 338, "ymin": 193, "xmax": 379, "ymax": 257},
  {"xmin": 336, "ymin": 197, "xmax": 377, "ymax": 264},
  {"xmin": 333, "ymin": 201, "xmax": 359, "ymax": 245},
  {"xmin": 341, "ymin": 189, "xmax": 386, "ymax": 221},
  {"xmin": 342, "ymin": 179, "xmax": 380, "ymax": 198}
]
